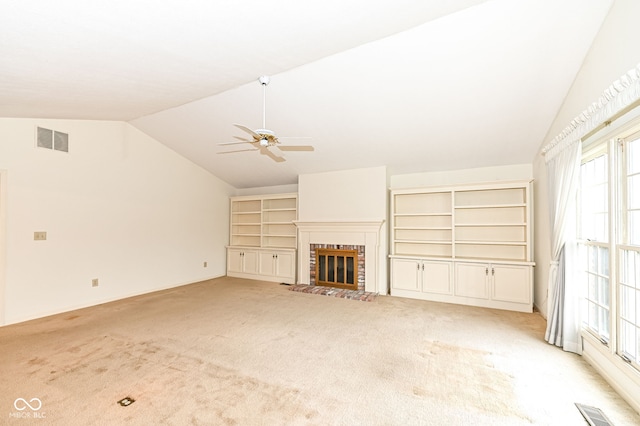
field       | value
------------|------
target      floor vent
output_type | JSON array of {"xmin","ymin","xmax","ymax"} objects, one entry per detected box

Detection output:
[
  {"xmin": 117, "ymin": 397, "xmax": 135, "ymax": 407},
  {"xmin": 575, "ymin": 403, "xmax": 614, "ymax": 426}
]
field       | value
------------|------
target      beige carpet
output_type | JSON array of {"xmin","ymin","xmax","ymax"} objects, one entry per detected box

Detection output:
[{"xmin": 1, "ymin": 276, "xmax": 639, "ymax": 425}]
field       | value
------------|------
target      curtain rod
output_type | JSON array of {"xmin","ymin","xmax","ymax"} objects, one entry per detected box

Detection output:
[{"xmin": 580, "ymin": 97, "xmax": 640, "ymax": 142}]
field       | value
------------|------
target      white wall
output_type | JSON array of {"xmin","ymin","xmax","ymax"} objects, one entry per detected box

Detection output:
[
  {"xmin": 533, "ymin": 0, "xmax": 640, "ymax": 318},
  {"xmin": 299, "ymin": 166, "xmax": 387, "ymax": 222},
  {"xmin": 0, "ymin": 118, "xmax": 234, "ymax": 324},
  {"xmin": 390, "ymin": 164, "xmax": 532, "ymax": 189}
]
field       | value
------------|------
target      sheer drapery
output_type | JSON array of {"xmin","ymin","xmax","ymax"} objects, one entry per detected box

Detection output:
[
  {"xmin": 544, "ymin": 142, "xmax": 581, "ymax": 352},
  {"xmin": 542, "ymin": 63, "xmax": 640, "ymax": 353}
]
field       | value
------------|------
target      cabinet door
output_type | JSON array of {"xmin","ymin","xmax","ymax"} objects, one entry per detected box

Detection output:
[
  {"xmin": 227, "ymin": 249, "xmax": 244, "ymax": 273},
  {"xmin": 455, "ymin": 262, "xmax": 489, "ymax": 299},
  {"xmin": 243, "ymin": 250, "xmax": 259, "ymax": 274},
  {"xmin": 274, "ymin": 251, "xmax": 295, "ymax": 281},
  {"xmin": 491, "ymin": 264, "xmax": 531, "ymax": 304},
  {"xmin": 422, "ymin": 261, "xmax": 452, "ymax": 295},
  {"xmin": 391, "ymin": 258, "xmax": 421, "ymax": 291},
  {"xmin": 259, "ymin": 252, "xmax": 276, "ymax": 276}
]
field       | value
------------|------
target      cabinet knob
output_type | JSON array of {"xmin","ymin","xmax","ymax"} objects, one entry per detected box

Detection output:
[
  {"xmin": 491, "ymin": 267, "xmax": 495, "ymax": 276},
  {"xmin": 485, "ymin": 267, "xmax": 488, "ymax": 275}
]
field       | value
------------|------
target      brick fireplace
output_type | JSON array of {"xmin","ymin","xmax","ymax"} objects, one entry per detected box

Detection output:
[{"xmin": 294, "ymin": 221, "xmax": 384, "ymax": 293}]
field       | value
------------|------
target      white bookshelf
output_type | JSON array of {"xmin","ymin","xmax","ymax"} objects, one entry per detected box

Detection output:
[
  {"xmin": 390, "ymin": 181, "xmax": 534, "ymax": 312},
  {"xmin": 227, "ymin": 193, "xmax": 297, "ymax": 283}
]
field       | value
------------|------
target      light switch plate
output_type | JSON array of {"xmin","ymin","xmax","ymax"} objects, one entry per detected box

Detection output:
[{"xmin": 34, "ymin": 231, "xmax": 47, "ymax": 241}]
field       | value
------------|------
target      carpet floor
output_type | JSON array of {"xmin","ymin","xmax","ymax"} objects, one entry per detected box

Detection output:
[{"xmin": 1, "ymin": 276, "xmax": 639, "ymax": 425}]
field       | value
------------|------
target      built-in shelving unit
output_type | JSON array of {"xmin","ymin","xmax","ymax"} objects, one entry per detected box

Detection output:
[
  {"xmin": 227, "ymin": 193, "xmax": 297, "ymax": 284},
  {"xmin": 390, "ymin": 181, "xmax": 534, "ymax": 312},
  {"xmin": 262, "ymin": 197, "xmax": 297, "ymax": 249}
]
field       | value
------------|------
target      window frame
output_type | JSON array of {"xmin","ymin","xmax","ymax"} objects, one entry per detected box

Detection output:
[{"xmin": 579, "ymin": 121, "xmax": 640, "ymax": 372}]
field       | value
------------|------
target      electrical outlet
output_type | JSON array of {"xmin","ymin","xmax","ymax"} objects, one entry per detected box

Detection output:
[
  {"xmin": 34, "ymin": 231, "xmax": 47, "ymax": 241},
  {"xmin": 204, "ymin": 261, "xmax": 208, "ymax": 268},
  {"xmin": 92, "ymin": 278, "xmax": 99, "ymax": 287}
]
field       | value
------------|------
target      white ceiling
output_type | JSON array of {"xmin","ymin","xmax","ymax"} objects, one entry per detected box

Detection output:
[{"xmin": 2, "ymin": 0, "xmax": 613, "ymax": 188}]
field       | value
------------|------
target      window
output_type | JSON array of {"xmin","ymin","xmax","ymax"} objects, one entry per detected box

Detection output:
[
  {"xmin": 578, "ymin": 147, "xmax": 610, "ymax": 342},
  {"xmin": 579, "ymin": 127, "xmax": 640, "ymax": 370},
  {"xmin": 619, "ymin": 134, "xmax": 640, "ymax": 364}
]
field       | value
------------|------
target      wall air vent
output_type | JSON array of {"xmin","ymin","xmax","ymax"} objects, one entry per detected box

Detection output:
[{"xmin": 36, "ymin": 126, "xmax": 69, "ymax": 153}]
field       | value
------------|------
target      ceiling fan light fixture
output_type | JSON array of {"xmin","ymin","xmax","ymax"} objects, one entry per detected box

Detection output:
[{"xmin": 259, "ymin": 137, "xmax": 269, "ymax": 147}]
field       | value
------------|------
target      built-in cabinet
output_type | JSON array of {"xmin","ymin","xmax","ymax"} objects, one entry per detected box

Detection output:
[
  {"xmin": 390, "ymin": 181, "xmax": 534, "ymax": 312},
  {"xmin": 227, "ymin": 193, "xmax": 297, "ymax": 284}
]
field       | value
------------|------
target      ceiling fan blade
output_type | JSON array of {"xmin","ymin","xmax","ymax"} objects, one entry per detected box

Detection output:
[
  {"xmin": 218, "ymin": 140, "xmax": 254, "ymax": 146},
  {"xmin": 233, "ymin": 136, "xmax": 253, "ymax": 142},
  {"xmin": 217, "ymin": 148, "xmax": 259, "ymax": 154},
  {"xmin": 277, "ymin": 145, "xmax": 315, "ymax": 152},
  {"xmin": 234, "ymin": 124, "xmax": 260, "ymax": 137},
  {"xmin": 260, "ymin": 147, "xmax": 285, "ymax": 162}
]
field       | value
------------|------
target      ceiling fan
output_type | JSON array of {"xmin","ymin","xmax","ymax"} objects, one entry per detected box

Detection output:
[{"xmin": 217, "ymin": 75, "xmax": 314, "ymax": 163}]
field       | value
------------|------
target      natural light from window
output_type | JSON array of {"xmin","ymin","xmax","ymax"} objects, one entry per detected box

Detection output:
[{"xmin": 579, "ymin": 129, "xmax": 640, "ymax": 370}]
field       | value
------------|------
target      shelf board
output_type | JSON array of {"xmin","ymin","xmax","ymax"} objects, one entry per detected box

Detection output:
[
  {"xmin": 393, "ymin": 253, "xmax": 451, "ymax": 259},
  {"xmin": 263, "ymin": 221, "xmax": 296, "ymax": 225},
  {"xmin": 263, "ymin": 208, "xmax": 296, "ymax": 212},
  {"xmin": 454, "ymin": 203, "xmax": 526, "ymax": 209},
  {"xmin": 453, "ymin": 256, "xmax": 529, "ymax": 263},
  {"xmin": 394, "ymin": 226, "xmax": 452, "ymax": 230},
  {"xmin": 455, "ymin": 222, "xmax": 526, "ymax": 227},
  {"xmin": 264, "ymin": 234, "xmax": 296, "ymax": 238},
  {"xmin": 455, "ymin": 240, "xmax": 526, "ymax": 246},
  {"xmin": 394, "ymin": 212, "xmax": 452, "ymax": 217},
  {"xmin": 231, "ymin": 233, "xmax": 261, "ymax": 237},
  {"xmin": 395, "ymin": 240, "xmax": 452, "ymax": 245}
]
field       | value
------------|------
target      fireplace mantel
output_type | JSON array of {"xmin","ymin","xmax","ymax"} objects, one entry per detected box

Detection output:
[{"xmin": 294, "ymin": 220, "xmax": 384, "ymax": 293}]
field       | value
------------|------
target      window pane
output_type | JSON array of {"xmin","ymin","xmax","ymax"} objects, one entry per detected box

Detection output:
[
  {"xmin": 599, "ymin": 306, "xmax": 610, "ymax": 340},
  {"xmin": 620, "ymin": 319, "xmax": 637, "ymax": 358},
  {"xmin": 599, "ymin": 246, "xmax": 609, "ymax": 276},
  {"xmin": 588, "ymin": 273, "xmax": 596, "ymax": 300},
  {"xmin": 600, "ymin": 277, "xmax": 610, "ymax": 308},
  {"xmin": 620, "ymin": 286, "xmax": 634, "ymax": 320},
  {"xmin": 629, "ymin": 137, "xmax": 640, "ymax": 175},
  {"xmin": 629, "ymin": 175, "xmax": 640, "ymax": 210},
  {"xmin": 579, "ymin": 154, "xmax": 609, "ymax": 242},
  {"xmin": 619, "ymin": 248, "xmax": 640, "ymax": 365},
  {"xmin": 630, "ymin": 211, "xmax": 640, "ymax": 246},
  {"xmin": 589, "ymin": 246, "xmax": 598, "ymax": 271}
]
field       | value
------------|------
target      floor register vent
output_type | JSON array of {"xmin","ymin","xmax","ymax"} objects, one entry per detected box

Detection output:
[{"xmin": 575, "ymin": 403, "xmax": 614, "ymax": 426}]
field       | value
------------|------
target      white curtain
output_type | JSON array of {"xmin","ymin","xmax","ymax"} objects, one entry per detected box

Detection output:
[
  {"xmin": 541, "ymin": 63, "xmax": 640, "ymax": 353},
  {"xmin": 543, "ymin": 138, "xmax": 581, "ymax": 353}
]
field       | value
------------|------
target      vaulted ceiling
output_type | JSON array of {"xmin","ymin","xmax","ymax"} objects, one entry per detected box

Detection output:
[{"xmin": 2, "ymin": 0, "xmax": 613, "ymax": 188}]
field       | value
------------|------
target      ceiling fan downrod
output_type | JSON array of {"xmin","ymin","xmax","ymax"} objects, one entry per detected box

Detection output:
[{"xmin": 259, "ymin": 75, "xmax": 270, "ymax": 131}]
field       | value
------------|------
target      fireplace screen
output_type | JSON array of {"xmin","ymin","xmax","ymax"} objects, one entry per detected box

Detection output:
[{"xmin": 315, "ymin": 248, "xmax": 358, "ymax": 290}]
